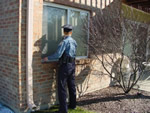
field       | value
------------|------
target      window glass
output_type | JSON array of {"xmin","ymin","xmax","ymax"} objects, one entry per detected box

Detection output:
[
  {"xmin": 42, "ymin": 6, "xmax": 67, "ymax": 58},
  {"xmin": 42, "ymin": 4, "xmax": 89, "ymax": 60},
  {"xmin": 70, "ymin": 11, "xmax": 88, "ymax": 57}
]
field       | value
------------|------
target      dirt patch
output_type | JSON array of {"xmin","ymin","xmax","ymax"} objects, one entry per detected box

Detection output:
[{"xmin": 77, "ymin": 86, "xmax": 150, "ymax": 113}]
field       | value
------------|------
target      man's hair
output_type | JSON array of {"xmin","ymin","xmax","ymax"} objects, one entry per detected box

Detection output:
[{"xmin": 64, "ymin": 28, "xmax": 72, "ymax": 33}]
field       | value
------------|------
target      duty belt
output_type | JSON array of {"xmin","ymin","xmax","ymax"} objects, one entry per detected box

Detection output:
[
  {"xmin": 67, "ymin": 57, "xmax": 75, "ymax": 63},
  {"xmin": 59, "ymin": 55, "xmax": 75, "ymax": 64}
]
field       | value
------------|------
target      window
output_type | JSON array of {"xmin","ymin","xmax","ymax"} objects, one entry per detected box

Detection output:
[{"xmin": 42, "ymin": 2, "xmax": 90, "ymax": 60}]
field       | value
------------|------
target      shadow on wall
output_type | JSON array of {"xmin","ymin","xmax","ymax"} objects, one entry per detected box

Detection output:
[
  {"xmin": 40, "ymin": 34, "xmax": 61, "ymax": 59},
  {"xmin": 75, "ymin": 64, "xmax": 92, "ymax": 97},
  {"xmin": 33, "ymin": 35, "xmax": 59, "ymax": 109},
  {"xmin": 75, "ymin": 58, "xmax": 111, "ymax": 98},
  {"xmin": 33, "ymin": 34, "xmax": 95, "ymax": 106}
]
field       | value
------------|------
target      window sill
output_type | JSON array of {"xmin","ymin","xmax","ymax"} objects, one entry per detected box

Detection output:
[
  {"xmin": 76, "ymin": 58, "xmax": 92, "ymax": 65},
  {"xmin": 41, "ymin": 58, "xmax": 92, "ymax": 65},
  {"xmin": 42, "ymin": 60, "xmax": 58, "ymax": 69}
]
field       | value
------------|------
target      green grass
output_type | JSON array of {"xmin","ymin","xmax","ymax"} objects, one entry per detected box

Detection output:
[{"xmin": 32, "ymin": 105, "xmax": 96, "ymax": 113}]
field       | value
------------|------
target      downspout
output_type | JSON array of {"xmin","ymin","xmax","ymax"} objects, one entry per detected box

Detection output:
[{"xmin": 26, "ymin": 0, "xmax": 37, "ymax": 111}]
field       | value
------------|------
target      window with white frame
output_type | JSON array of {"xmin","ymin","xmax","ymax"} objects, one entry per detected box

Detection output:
[{"xmin": 42, "ymin": 3, "xmax": 90, "ymax": 60}]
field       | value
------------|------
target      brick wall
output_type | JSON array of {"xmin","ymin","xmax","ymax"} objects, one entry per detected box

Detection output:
[
  {"xmin": 0, "ymin": 0, "xmax": 121, "ymax": 113},
  {"xmin": 29, "ymin": 0, "xmax": 120, "ymax": 111},
  {"xmin": 0, "ymin": 0, "xmax": 20, "ymax": 112}
]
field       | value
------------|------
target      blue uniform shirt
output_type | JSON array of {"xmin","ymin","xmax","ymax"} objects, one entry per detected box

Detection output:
[{"xmin": 48, "ymin": 36, "xmax": 77, "ymax": 61}]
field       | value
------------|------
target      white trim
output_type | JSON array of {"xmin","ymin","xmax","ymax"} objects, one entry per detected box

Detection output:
[
  {"xmin": 44, "ymin": 56, "xmax": 88, "ymax": 62},
  {"xmin": 76, "ymin": 56, "xmax": 88, "ymax": 59},
  {"xmin": 43, "ymin": 2, "xmax": 89, "ymax": 14},
  {"xmin": 26, "ymin": 0, "xmax": 37, "ymax": 111},
  {"xmin": 67, "ymin": 9, "xmax": 70, "ymax": 24},
  {"xmin": 87, "ymin": 11, "xmax": 90, "ymax": 57}
]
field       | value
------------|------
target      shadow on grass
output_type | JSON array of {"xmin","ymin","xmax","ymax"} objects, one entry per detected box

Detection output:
[{"xmin": 78, "ymin": 93, "xmax": 150, "ymax": 106}]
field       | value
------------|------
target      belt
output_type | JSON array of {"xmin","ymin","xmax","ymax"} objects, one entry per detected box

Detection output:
[
  {"xmin": 67, "ymin": 57, "xmax": 75, "ymax": 63},
  {"xmin": 59, "ymin": 56, "xmax": 75, "ymax": 64}
]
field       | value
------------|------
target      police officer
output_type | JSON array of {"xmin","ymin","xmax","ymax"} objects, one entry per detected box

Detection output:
[{"xmin": 43, "ymin": 24, "xmax": 77, "ymax": 113}]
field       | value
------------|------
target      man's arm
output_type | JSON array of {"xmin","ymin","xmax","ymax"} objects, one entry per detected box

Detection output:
[{"xmin": 43, "ymin": 41, "xmax": 67, "ymax": 61}]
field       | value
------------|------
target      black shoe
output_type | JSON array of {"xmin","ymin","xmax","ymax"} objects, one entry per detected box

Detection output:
[
  {"xmin": 68, "ymin": 105, "xmax": 76, "ymax": 110},
  {"xmin": 54, "ymin": 111, "xmax": 60, "ymax": 113},
  {"xmin": 53, "ymin": 111, "xmax": 59, "ymax": 113}
]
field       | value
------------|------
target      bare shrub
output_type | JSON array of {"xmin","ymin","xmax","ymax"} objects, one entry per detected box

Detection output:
[{"xmin": 87, "ymin": 5, "xmax": 149, "ymax": 93}]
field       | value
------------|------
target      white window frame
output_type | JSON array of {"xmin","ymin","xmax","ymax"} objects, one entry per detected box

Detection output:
[{"xmin": 43, "ymin": 2, "xmax": 90, "ymax": 59}]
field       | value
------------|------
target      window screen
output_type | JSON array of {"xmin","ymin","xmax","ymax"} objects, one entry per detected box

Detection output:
[
  {"xmin": 42, "ymin": 6, "xmax": 67, "ymax": 58},
  {"xmin": 70, "ymin": 10, "xmax": 88, "ymax": 57},
  {"xmin": 42, "ymin": 3, "xmax": 89, "ymax": 59}
]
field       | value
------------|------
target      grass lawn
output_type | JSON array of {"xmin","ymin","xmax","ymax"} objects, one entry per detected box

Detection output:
[{"xmin": 32, "ymin": 105, "xmax": 95, "ymax": 113}]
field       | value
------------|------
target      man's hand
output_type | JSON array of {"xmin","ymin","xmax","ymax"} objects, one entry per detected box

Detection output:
[{"xmin": 43, "ymin": 57, "xmax": 48, "ymax": 62}]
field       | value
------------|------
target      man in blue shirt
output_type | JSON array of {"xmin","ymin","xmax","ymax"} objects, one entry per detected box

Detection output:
[{"xmin": 44, "ymin": 24, "xmax": 77, "ymax": 113}]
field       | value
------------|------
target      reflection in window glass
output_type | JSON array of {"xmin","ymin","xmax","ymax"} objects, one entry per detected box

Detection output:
[
  {"xmin": 70, "ymin": 11, "xmax": 88, "ymax": 57},
  {"xmin": 42, "ymin": 4, "xmax": 89, "ymax": 59},
  {"xmin": 42, "ymin": 6, "xmax": 67, "ymax": 58}
]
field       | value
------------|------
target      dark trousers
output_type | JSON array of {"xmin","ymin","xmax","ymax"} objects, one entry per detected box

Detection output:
[{"xmin": 58, "ymin": 62, "xmax": 76, "ymax": 113}]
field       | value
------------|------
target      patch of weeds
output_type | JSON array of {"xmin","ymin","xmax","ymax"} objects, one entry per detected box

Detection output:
[
  {"xmin": 32, "ymin": 105, "xmax": 95, "ymax": 113},
  {"xmin": 68, "ymin": 107, "xmax": 96, "ymax": 113}
]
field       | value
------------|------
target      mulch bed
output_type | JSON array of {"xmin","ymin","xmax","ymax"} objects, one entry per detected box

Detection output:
[{"xmin": 77, "ymin": 86, "xmax": 150, "ymax": 113}]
